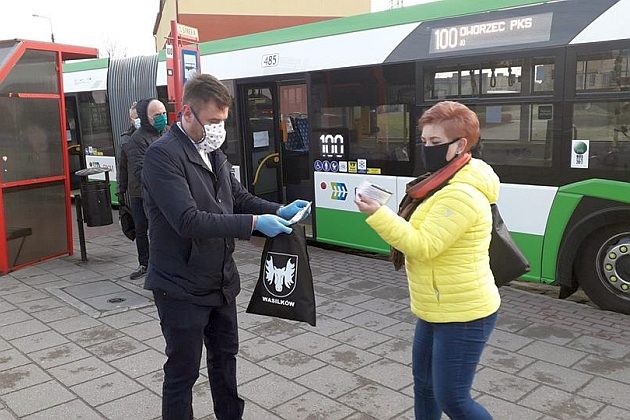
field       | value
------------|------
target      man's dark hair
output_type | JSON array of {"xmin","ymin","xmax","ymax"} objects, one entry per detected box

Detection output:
[{"xmin": 183, "ymin": 74, "xmax": 232, "ymax": 110}]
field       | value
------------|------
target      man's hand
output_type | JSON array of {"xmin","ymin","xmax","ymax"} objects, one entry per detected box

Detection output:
[
  {"xmin": 277, "ymin": 199, "xmax": 310, "ymax": 221},
  {"xmin": 354, "ymin": 193, "xmax": 381, "ymax": 216},
  {"xmin": 255, "ymin": 215, "xmax": 292, "ymax": 237},
  {"xmin": 116, "ymin": 192, "xmax": 126, "ymax": 207}
]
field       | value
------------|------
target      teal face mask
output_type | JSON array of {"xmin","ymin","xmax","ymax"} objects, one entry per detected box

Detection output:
[{"xmin": 152, "ymin": 113, "xmax": 167, "ymax": 132}]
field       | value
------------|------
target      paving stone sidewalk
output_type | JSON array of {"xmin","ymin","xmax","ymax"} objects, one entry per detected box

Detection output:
[{"xmin": 0, "ymin": 224, "xmax": 628, "ymax": 419}]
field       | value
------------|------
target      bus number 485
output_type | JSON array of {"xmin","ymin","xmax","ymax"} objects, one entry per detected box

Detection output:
[{"xmin": 262, "ymin": 54, "xmax": 279, "ymax": 67}]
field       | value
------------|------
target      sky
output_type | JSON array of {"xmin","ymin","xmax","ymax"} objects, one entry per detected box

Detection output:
[{"xmin": 1, "ymin": 0, "xmax": 435, "ymax": 58}]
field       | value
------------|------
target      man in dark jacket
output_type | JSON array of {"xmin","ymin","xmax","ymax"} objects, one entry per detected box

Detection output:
[
  {"xmin": 142, "ymin": 74, "xmax": 309, "ymax": 420},
  {"xmin": 117, "ymin": 102, "xmax": 139, "ymax": 205},
  {"xmin": 125, "ymin": 97, "xmax": 168, "ymax": 279}
]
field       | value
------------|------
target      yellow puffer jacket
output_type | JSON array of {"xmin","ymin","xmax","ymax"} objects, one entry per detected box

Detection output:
[{"xmin": 366, "ymin": 158, "xmax": 501, "ymax": 323}]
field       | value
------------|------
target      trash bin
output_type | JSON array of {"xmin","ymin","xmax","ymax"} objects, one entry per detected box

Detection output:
[{"xmin": 75, "ymin": 167, "xmax": 113, "ymax": 227}]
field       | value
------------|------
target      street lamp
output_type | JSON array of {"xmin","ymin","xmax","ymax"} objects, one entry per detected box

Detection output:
[{"xmin": 32, "ymin": 14, "xmax": 55, "ymax": 43}]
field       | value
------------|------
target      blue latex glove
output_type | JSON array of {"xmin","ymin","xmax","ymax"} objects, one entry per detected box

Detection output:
[
  {"xmin": 255, "ymin": 214, "xmax": 292, "ymax": 237},
  {"xmin": 277, "ymin": 199, "xmax": 311, "ymax": 221}
]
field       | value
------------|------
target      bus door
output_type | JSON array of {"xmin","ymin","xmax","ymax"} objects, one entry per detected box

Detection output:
[
  {"xmin": 240, "ymin": 82, "xmax": 314, "ymax": 235},
  {"xmin": 278, "ymin": 83, "xmax": 314, "ymax": 235},
  {"xmin": 240, "ymin": 84, "xmax": 283, "ymax": 203}
]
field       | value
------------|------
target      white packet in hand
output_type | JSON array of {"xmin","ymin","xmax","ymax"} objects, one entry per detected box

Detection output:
[
  {"xmin": 287, "ymin": 202, "xmax": 312, "ymax": 225},
  {"xmin": 356, "ymin": 181, "xmax": 392, "ymax": 205}
]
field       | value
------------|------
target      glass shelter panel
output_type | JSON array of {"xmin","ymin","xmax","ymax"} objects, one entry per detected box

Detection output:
[
  {"xmin": 572, "ymin": 101, "xmax": 630, "ymax": 171},
  {"xmin": 0, "ymin": 41, "xmax": 18, "ymax": 70},
  {"xmin": 0, "ymin": 97, "xmax": 64, "ymax": 182},
  {"xmin": 3, "ymin": 182, "xmax": 67, "ymax": 268},
  {"xmin": 0, "ymin": 50, "xmax": 59, "ymax": 94}
]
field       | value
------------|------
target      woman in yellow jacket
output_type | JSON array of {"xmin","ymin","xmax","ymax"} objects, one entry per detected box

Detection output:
[{"xmin": 355, "ymin": 101, "xmax": 500, "ymax": 420}]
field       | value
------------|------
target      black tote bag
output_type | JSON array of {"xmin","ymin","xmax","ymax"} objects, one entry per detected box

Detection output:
[
  {"xmin": 247, "ymin": 227, "xmax": 316, "ymax": 326},
  {"xmin": 490, "ymin": 204, "xmax": 530, "ymax": 287},
  {"xmin": 119, "ymin": 205, "xmax": 135, "ymax": 241}
]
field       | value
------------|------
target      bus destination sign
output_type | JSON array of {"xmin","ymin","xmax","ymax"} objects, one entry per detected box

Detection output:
[{"xmin": 429, "ymin": 12, "xmax": 553, "ymax": 54}]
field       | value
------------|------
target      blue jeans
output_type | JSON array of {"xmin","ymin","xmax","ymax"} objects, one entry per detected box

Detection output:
[{"xmin": 413, "ymin": 312, "xmax": 497, "ymax": 420}]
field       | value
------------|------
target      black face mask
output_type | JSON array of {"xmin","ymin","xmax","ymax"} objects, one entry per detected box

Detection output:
[{"xmin": 421, "ymin": 137, "xmax": 461, "ymax": 172}]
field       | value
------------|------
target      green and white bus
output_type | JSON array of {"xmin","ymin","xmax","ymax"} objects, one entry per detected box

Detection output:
[{"xmin": 63, "ymin": 0, "xmax": 630, "ymax": 313}]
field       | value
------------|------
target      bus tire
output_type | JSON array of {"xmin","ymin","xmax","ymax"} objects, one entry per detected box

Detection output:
[{"xmin": 575, "ymin": 224, "xmax": 630, "ymax": 314}]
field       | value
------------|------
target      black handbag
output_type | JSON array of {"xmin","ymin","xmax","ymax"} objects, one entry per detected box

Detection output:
[
  {"xmin": 490, "ymin": 204, "xmax": 530, "ymax": 287},
  {"xmin": 247, "ymin": 227, "xmax": 316, "ymax": 326}
]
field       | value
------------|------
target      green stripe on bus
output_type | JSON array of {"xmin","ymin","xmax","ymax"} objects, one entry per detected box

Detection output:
[
  {"xmin": 63, "ymin": 58, "xmax": 109, "ymax": 73},
  {"xmin": 539, "ymin": 179, "xmax": 630, "ymax": 282},
  {"xmin": 510, "ymin": 232, "xmax": 546, "ymax": 283},
  {"xmin": 559, "ymin": 178, "xmax": 630, "ymax": 204},
  {"xmin": 541, "ymin": 191, "xmax": 582, "ymax": 282},
  {"xmin": 315, "ymin": 208, "xmax": 390, "ymax": 254}
]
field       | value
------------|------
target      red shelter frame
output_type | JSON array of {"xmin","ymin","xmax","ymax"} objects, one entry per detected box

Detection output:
[{"xmin": 0, "ymin": 40, "xmax": 97, "ymax": 275}]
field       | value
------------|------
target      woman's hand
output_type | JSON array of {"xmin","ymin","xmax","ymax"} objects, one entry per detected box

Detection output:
[{"xmin": 354, "ymin": 193, "xmax": 381, "ymax": 215}]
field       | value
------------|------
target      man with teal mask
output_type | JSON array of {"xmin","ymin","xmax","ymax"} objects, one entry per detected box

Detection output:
[{"xmin": 126, "ymin": 98, "xmax": 168, "ymax": 280}]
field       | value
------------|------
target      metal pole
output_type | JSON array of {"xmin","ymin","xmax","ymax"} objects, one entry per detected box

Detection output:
[
  {"xmin": 75, "ymin": 195, "xmax": 88, "ymax": 262},
  {"xmin": 32, "ymin": 14, "xmax": 55, "ymax": 43},
  {"xmin": 171, "ymin": 20, "xmax": 183, "ymax": 113}
]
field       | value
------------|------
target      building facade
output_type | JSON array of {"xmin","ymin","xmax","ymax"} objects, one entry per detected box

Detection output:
[{"xmin": 153, "ymin": 0, "xmax": 371, "ymax": 50}]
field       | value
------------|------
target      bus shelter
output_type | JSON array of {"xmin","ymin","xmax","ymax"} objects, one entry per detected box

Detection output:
[{"xmin": 0, "ymin": 40, "xmax": 97, "ymax": 275}]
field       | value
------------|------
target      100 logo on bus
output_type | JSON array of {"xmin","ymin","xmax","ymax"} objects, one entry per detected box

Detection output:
[{"xmin": 320, "ymin": 134, "xmax": 345, "ymax": 157}]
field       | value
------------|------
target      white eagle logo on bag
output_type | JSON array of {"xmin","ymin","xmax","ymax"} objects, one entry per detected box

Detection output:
[{"xmin": 264, "ymin": 254, "xmax": 297, "ymax": 298}]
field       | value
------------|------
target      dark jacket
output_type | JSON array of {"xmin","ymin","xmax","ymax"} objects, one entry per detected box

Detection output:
[
  {"xmin": 142, "ymin": 123, "xmax": 281, "ymax": 305},
  {"xmin": 126, "ymin": 99, "xmax": 163, "ymax": 198},
  {"xmin": 117, "ymin": 126, "xmax": 135, "ymax": 196}
]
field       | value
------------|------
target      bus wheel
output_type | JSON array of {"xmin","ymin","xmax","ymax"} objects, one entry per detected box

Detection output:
[{"xmin": 576, "ymin": 225, "xmax": 630, "ymax": 314}]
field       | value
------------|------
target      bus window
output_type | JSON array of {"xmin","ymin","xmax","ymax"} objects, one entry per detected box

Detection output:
[
  {"xmin": 533, "ymin": 59, "xmax": 554, "ymax": 93},
  {"xmin": 572, "ymin": 101, "xmax": 630, "ymax": 171},
  {"xmin": 426, "ymin": 70, "xmax": 458, "ymax": 99},
  {"xmin": 319, "ymin": 104, "xmax": 410, "ymax": 162},
  {"xmin": 472, "ymin": 103, "xmax": 553, "ymax": 167},
  {"xmin": 577, "ymin": 50, "xmax": 630, "ymax": 92},
  {"xmin": 425, "ymin": 67, "xmax": 480, "ymax": 99},
  {"xmin": 78, "ymin": 91, "xmax": 114, "ymax": 157},
  {"xmin": 481, "ymin": 62, "xmax": 522, "ymax": 95},
  {"xmin": 460, "ymin": 69, "xmax": 480, "ymax": 96},
  {"xmin": 311, "ymin": 63, "xmax": 414, "ymax": 169}
]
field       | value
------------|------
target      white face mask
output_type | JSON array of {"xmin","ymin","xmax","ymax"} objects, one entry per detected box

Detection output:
[
  {"xmin": 197, "ymin": 121, "xmax": 226, "ymax": 153},
  {"xmin": 133, "ymin": 118, "xmax": 141, "ymax": 129}
]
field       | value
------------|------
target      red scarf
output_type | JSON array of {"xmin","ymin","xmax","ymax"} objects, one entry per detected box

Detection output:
[{"xmin": 391, "ymin": 153, "xmax": 471, "ymax": 270}]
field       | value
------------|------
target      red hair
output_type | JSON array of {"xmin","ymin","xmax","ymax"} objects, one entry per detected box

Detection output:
[{"xmin": 419, "ymin": 101, "xmax": 480, "ymax": 150}]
